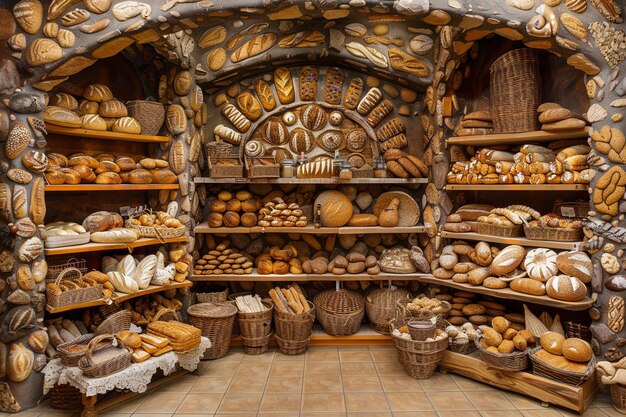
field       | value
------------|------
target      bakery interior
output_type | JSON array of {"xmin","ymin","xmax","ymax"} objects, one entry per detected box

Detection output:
[{"xmin": 0, "ymin": 0, "xmax": 625, "ymax": 416}]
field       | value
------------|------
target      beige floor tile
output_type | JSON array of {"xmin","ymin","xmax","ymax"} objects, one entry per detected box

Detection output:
[
  {"xmin": 174, "ymin": 393, "xmax": 222, "ymax": 414},
  {"xmin": 274, "ymin": 352, "xmax": 306, "ymax": 362},
  {"xmin": 258, "ymin": 414, "xmax": 300, "ymax": 417},
  {"xmin": 518, "ymin": 409, "xmax": 565, "ymax": 417},
  {"xmin": 213, "ymin": 414, "xmax": 257, "ymax": 417},
  {"xmin": 241, "ymin": 351, "xmax": 275, "ymax": 363},
  {"xmin": 3, "ymin": 413, "xmax": 43, "ymax": 417},
  {"xmin": 265, "ymin": 376, "xmax": 303, "ymax": 393},
  {"xmin": 99, "ymin": 395, "xmax": 145, "ymax": 414},
  {"xmin": 134, "ymin": 392, "xmax": 187, "ymax": 414},
  {"xmin": 504, "ymin": 392, "xmax": 546, "ymax": 410},
  {"xmin": 258, "ymin": 394, "xmax": 302, "ymax": 413},
  {"xmin": 386, "ymin": 392, "xmax": 434, "ymax": 411},
  {"xmin": 99, "ymin": 413, "xmax": 132, "ymax": 417},
  {"xmin": 173, "ymin": 414, "xmax": 217, "ymax": 417},
  {"xmin": 480, "ymin": 412, "xmax": 524, "ymax": 417},
  {"xmin": 216, "ymin": 395, "xmax": 262, "ymax": 413},
  {"xmin": 374, "ymin": 361, "xmax": 406, "ymax": 376},
  {"xmin": 36, "ymin": 413, "xmax": 78, "ymax": 417},
  {"xmin": 345, "ymin": 393, "xmax": 389, "ymax": 412},
  {"xmin": 270, "ymin": 361, "xmax": 305, "ymax": 376},
  {"xmin": 304, "ymin": 375, "xmax": 343, "ymax": 393},
  {"xmin": 346, "ymin": 413, "xmax": 391, "ymax": 417},
  {"xmin": 428, "ymin": 391, "xmax": 474, "ymax": 411},
  {"xmin": 419, "ymin": 373, "xmax": 461, "ymax": 392},
  {"xmin": 338, "ymin": 345, "xmax": 369, "ymax": 350},
  {"xmin": 301, "ymin": 393, "xmax": 346, "ymax": 413},
  {"xmin": 378, "ymin": 375, "xmax": 422, "ymax": 392},
  {"xmin": 339, "ymin": 350, "xmax": 373, "ymax": 362},
  {"xmin": 451, "ymin": 374, "xmax": 496, "ymax": 391},
  {"xmin": 235, "ymin": 362, "xmax": 271, "ymax": 377},
  {"xmin": 227, "ymin": 375, "xmax": 267, "ymax": 394},
  {"xmin": 370, "ymin": 350, "xmax": 397, "ymax": 362},
  {"xmin": 306, "ymin": 361, "xmax": 342, "ymax": 375},
  {"xmin": 466, "ymin": 390, "xmax": 516, "ymax": 410},
  {"xmin": 300, "ymin": 413, "xmax": 347, "ymax": 417},
  {"xmin": 600, "ymin": 407, "xmax": 624, "ymax": 417},
  {"xmin": 157, "ymin": 375, "xmax": 197, "ymax": 393},
  {"xmin": 307, "ymin": 347, "xmax": 340, "ymax": 362},
  {"xmin": 342, "ymin": 361, "xmax": 377, "ymax": 376},
  {"xmin": 189, "ymin": 377, "xmax": 232, "ymax": 393},
  {"xmin": 392, "ymin": 412, "xmax": 438, "ymax": 417},
  {"xmin": 560, "ymin": 408, "xmax": 609, "ymax": 417},
  {"xmin": 593, "ymin": 394, "xmax": 614, "ymax": 408},
  {"xmin": 343, "ymin": 375, "xmax": 383, "ymax": 392},
  {"xmin": 200, "ymin": 361, "xmax": 239, "ymax": 377},
  {"xmin": 218, "ymin": 350, "xmax": 245, "ymax": 363},
  {"xmin": 439, "ymin": 411, "xmax": 482, "ymax": 417}
]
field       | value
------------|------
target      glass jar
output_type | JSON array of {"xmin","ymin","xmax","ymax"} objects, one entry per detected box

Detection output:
[
  {"xmin": 339, "ymin": 161, "xmax": 353, "ymax": 180},
  {"xmin": 282, "ymin": 159, "xmax": 294, "ymax": 178}
]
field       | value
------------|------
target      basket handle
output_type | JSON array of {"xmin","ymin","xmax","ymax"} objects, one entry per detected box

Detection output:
[
  {"xmin": 152, "ymin": 308, "xmax": 178, "ymax": 323},
  {"xmin": 85, "ymin": 334, "xmax": 117, "ymax": 361},
  {"xmin": 55, "ymin": 267, "xmax": 83, "ymax": 286},
  {"xmin": 153, "ymin": 227, "xmax": 166, "ymax": 244}
]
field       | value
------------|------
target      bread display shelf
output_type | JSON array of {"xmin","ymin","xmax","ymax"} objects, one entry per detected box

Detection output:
[
  {"xmin": 44, "ymin": 236, "xmax": 189, "ymax": 256},
  {"xmin": 445, "ymin": 184, "xmax": 588, "ymax": 191},
  {"xmin": 440, "ymin": 231, "xmax": 582, "ymax": 250},
  {"xmin": 46, "ymin": 280, "xmax": 193, "ymax": 314},
  {"xmin": 190, "ymin": 271, "xmax": 431, "ymax": 282},
  {"xmin": 440, "ymin": 351, "xmax": 596, "ymax": 413},
  {"xmin": 417, "ymin": 276, "xmax": 592, "ymax": 311},
  {"xmin": 194, "ymin": 222, "xmax": 426, "ymax": 235},
  {"xmin": 446, "ymin": 128, "xmax": 590, "ymax": 146},
  {"xmin": 45, "ymin": 184, "xmax": 180, "ymax": 192},
  {"xmin": 194, "ymin": 177, "xmax": 428, "ymax": 184},
  {"xmin": 45, "ymin": 124, "xmax": 171, "ymax": 143}
]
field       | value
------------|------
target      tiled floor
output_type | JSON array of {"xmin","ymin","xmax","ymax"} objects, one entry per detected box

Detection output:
[{"xmin": 3, "ymin": 346, "xmax": 618, "ymax": 417}]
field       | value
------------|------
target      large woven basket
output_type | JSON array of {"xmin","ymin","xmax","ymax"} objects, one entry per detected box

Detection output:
[
  {"xmin": 565, "ymin": 321, "xmax": 591, "ymax": 341},
  {"xmin": 57, "ymin": 333, "xmax": 97, "ymax": 367},
  {"xmin": 396, "ymin": 299, "xmax": 451, "ymax": 322},
  {"xmin": 274, "ymin": 301, "xmax": 316, "ymax": 355},
  {"xmin": 126, "ymin": 100, "xmax": 165, "ymax": 136},
  {"xmin": 197, "ymin": 287, "xmax": 230, "ymax": 303},
  {"xmin": 50, "ymin": 384, "xmax": 82, "ymax": 410},
  {"xmin": 125, "ymin": 219, "xmax": 186, "ymax": 239},
  {"xmin": 238, "ymin": 300, "xmax": 273, "ymax": 355},
  {"xmin": 611, "ymin": 384, "xmax": 626, "ymax": 415},
  {"xmin": 187, "ymin": 302, "xmax": 237, "ymax": 359},
  {"xmin": 78, "ymin": 334, "xmax": 132, "ymax": 378},
  {"xmin": 366, "ymin": 286, "xmax": 412, "ymax": 334},
  {"xmin": 314, "ymin": 289, "xmax": 365, "ymax": 336},
  {"xmin": 477, "ymin": 222, "xmax": 523, "ymax": 237},
  {"xmin": 475, "ymin": 338, "xmax": 529, "ymax": 371},
  {"xmin": 46, "ymin": 267, "xmax": 102, "ymax": 309},
  {"xmin": 529, "ymin": 347, "xmax": 594, "ymax": 386},
  {"xmin": 490, "ymin": 48, "xmax": 540, "ymax": 133},
  {"xmin": 524, "ymin": 225, "xmax": 582, "ymax": 242},
  {"xmin": 95, "ymin": 310, "xmax": 132, "ymax": 336}
]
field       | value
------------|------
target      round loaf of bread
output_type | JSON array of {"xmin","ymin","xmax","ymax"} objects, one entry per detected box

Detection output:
[
  {"xmin": 540, "ymin": 331, "xmax": 565, "ymax": 355},
  {"xmin": 99, "ymin": 99, "xmax": 128, "ymax": 118},
  {"xmin": 236, "ymin": 190, "xmax": 252, "ymax": 201},
  {"xmin": 490, "ymin": 245, "xmax": 525, "ymax": 276},
  {"xmin": 207, "ymin": 212, "xmax": 223, "ymax": 228},
  {"xmin": 61, "ymin": 168, "xmax": 81, "ymax": 184},
  {"xmin": 209, "ymin": 200, "xmax": 227, "ymax": 213},
  {"xmin": 241, "ymin": 199, "xmax": 257, "ymax": 212},
  {"xmin": 50, "ymin": 93, "xmax": 78, "ymax": 110},
  {"xmin": 561, "ymin": 338, "xmax": 592, "ymax": 363},
  {"xmin": 524, "ymin": 248, "xmax": 558, "ymax": 282},
  {"xmin": 95, "ymin": 160, "xmax": 120, "ymax": 174},
  {"xmin": 129, "ymin": 168, "xmax": 153, "ymax": 184},
  {"xmin": 95, "ymin": 172, "xmax": 122, "ymax": 184},
  {"xmin": 78, "ymin": 100, "xmax": 99, "ymax": 115},
  {"xmin": 556, "ymin": 251, "xmax": 592, "ymax": 283},
  {"xmin": 82, "ymin": 114, "xmax": 107, "ymax": 131},
  {"xmin": 112, "ymin": 117, "xmax": 141, "ymax": 134},
  {"xmin": 115, "ymin": 157, "xmax": 137, "ymax": 171},
  {"xmin": 241, "ymin": 212, "xmax": 257, "ymax": 227},
  {"xmin": 82, "ymin": 84, "xmax": 113, "ymax": 102},
  {"xmin": 546, "ymin": 275, "xmax": 587, "ymax": 301},
  {"xmin": 226, "ymin": 199, "xmax": 241, "ymax": 212},
  {"xmin": 68, "ymin": 155, "xmax": 99, "ymax": 169},
  {"xmin": 315, "ymin": 190, "xmax": 352, "ymax": 227}
]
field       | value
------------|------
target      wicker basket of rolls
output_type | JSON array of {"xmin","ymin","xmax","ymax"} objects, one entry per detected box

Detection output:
[{"xmin": 126, "ymin": 210, "xmax": 186, "ymax": 239}]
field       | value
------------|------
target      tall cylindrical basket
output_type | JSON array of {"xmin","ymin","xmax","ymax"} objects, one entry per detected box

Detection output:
[
  {"xmin": 274, "ymin": 301, "xmax": 316, "ymax": 355},
  {"xmin": 187, "ymin": 302, "xmax": 238, "ymax": 359},
  {"xmin": 238, "ymin": 300, "xmax": 274, "ymax": 355}
]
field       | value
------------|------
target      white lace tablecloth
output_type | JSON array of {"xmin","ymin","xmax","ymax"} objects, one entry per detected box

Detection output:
[{"xmin": 43, "ymin": 337, "xmax": 210, "ymax": 397}]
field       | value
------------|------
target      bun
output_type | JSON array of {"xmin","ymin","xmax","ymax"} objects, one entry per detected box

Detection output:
[
  {"xmin": 112, "ymin": 117, "xmax": 141, "ymax": 134},
  {"xmin": 540, "ymin": 331, "xmax": 565, "ymax": 355},
  {"xmin": 207, "ymin": 213, "xmax": 223, "ymax": 228},
  {"xmin": 241, "ymin": 212, "xmax": 257, "ymax": 227},
  {"xmin": 78, "ymin": 100, "xmax": 99, "ymax": 115},
  {"xmin": 209, "ymin": 200, "xmax": 227, "ymax": 213},
  {"xmin": 82, "ymin": 84, "xmax": 113, "ymax": 102},
  {"xmin": 99, "ymin": 100, "xmax": 128, "ymax": 118},
  {"xmin": 223, "ymin": 211, "xmax": 240, "ymax": 227}
]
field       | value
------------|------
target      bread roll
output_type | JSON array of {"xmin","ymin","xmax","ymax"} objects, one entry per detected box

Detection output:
[
  {"xmin": 510, "ymin": 278, "xmax": 546, "ymax": 296},
  {"xmin": 241, "ymin": 212, "xmax": 257, "ymax": 227},
  {"xmin": 561, "ymin": 338, "xmax": 592, "ymax": 363},
  {"xmin": 207, "ymin": 213, "xmax": 223, "ymax": 228},
  {"xmin": 223, "ymin": 211, "xmax": 240, "ymax": 227},
  {"xmin": 540, "ymin": 331, "xmax": 565, "ymax": 355}
]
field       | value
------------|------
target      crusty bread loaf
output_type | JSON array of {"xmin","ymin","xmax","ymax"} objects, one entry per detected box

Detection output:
[
  {"xmin": 99, "ymin": 99, "xmax": 128, "ymax": 118},
  {"xmin": 347, "ymin": 214, "xmax": 378, "ymax": 227},
  {"xmin": 82, "ymin": 84, "xmax": 113, "ymax": 102},
  {"xmin": 95, "ymin": 171, "xmax": 122, "ymax": 184},
  {"xmin": 274, "ymin": 67, "xmax": 295, "ymax": 104},
  {"xmin": 112, "ymin": 117, "xmax": 141, "ymax": 134},
  {"xmin": 91, "ymin": 228, "xmax": 139, "ymax": 243},
  {"xmin": 82, "ymin": 114, "xmax": 107, "ymax": 131},
  {"xmin": 510, "ymin": 278, "xmax": 546, "ymax": 296},
  {"xmin": 44, "ymin": 106, "xmax": 81, "ymax": 128},
  {"xmin": 490, "ymin": 245, "xmax": 525, "ymax": 276},
  {"xmin": 82, "ymin": 211, "xmax": 122, "ymax": 233},
  {"xmin": 546, "ymin": 275, "xmax": 587, "ymax": 301},
  {"xmin": 50, "ymin": 93, "xmax": 78, "ymax": 110},
  {"xmin": 129, "ymin": 169, "xmax": 153, "ymax": 184},
  {"xmin": 230, "ymin": 33, "xmax": 277, "ymax": 63}
]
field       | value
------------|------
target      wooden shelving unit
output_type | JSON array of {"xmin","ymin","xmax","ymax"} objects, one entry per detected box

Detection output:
[
  {"xmin": 417, "ymin": 276, "xmax": 592, "ymax": 311},
  {"xmin": 190, "ymin": 271, "xmax": 430, "ymax": 282},
  {"xmin": 440, "ymin": 231, "xmax": 582, "ymax": 250},
  {"xmin": 44, "ymin": 236, "xmax": 189, "ymax": 256},
  {"xmin": 46, "ymin": 280, "xmax": 193, "ymax": 314},
  {"xmin": 45, "ymin": 184, "xmax": 179, "ymax": 192},
  {"xmin": 445, "ymin": 184, "xmax": 588, "ymax": 191},
  {"xmin": 194, "ymin": 223, "xmax": 426, "ymax": 235},
  {"xmin": 194, "ymin": 177, "xmax": 428, "ymax": 184},
  {"xmin": 446, "ymin": 128, "xmax": 590, "ymax": 146},
  {"xmin": 45, "ymin": 124, "xmax": 171, "ymax": 143}
]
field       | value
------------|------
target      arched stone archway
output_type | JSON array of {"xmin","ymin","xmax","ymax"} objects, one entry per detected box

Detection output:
[{"xmin": 0, "ymin": 0, "xmax": 624, "ymax": 412}]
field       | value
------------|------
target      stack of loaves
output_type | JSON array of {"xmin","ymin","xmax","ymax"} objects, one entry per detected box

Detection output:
[
  {"xmin": 478, "ymin": 317, "xmax": 536, "ymax": 353},
  {"xmin": 538, "ymin": 103, "xmax": 587, "ymax": 132},
  {"xmin": 45, "ymin": 153, "xmax": 177, "ymax": 185},
  {"xmin": 383, "ymin": 149, "xmax": 429, "ymax": 178},
  {"xmin": 257, "ymin": 197, "xmax": 308, "ymax": 228},
  {"xmin": 435, "ymin": 291, "xmax": 524, "ymax": 327},
  {"xmin": 447, "ymin": 143, "xmax": 593, "ymax": 185},
  {"xmin": 44, "ymin": 85, "xmax": 142, "ymax": 134},
  {"xmin": 194, "ymin": 240, "xmax": 253, "ymax": 276},
  {"xmin": 456, "ymin": 110, "xmax": 494, "ymax": 136},
  {"xmin": 533, "ymin": 331, "xmax": 593, "ymax": 373},
  {"xmin": 256, "ymin": 245, "xmax": 302, "ymax": 275},
  {"xmin": 207, "ymin": 190, "xmax": 262, "ymax": 228}
]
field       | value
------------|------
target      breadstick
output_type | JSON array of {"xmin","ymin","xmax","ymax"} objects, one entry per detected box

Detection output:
[
  {"xmin": 297, "ymin": 292, "xmax": 311, "ymax": 313},
  {"xmin": 289, "ymin": 287, "xmax": 305, "ymax": 312},
  {"xmin": 269, "ymin": 288, "xmax": 290, "ymax": 313},
  {"xmin": 282, "ymin": 288, "xmax": 304, "ymax": 314},
  {"xmin": 290, "ymin": 283, "xmax": 306, "ymax": 297}
]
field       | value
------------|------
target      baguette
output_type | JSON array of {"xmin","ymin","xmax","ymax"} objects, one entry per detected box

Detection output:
[
  {"xmin": 282, "ymin": 288, "xmax": 304, "ymax": 314},
  {"xmin": 557, "ymin": 145, "xmax": 590, "ymax": 161},
  {"xmin": 289, "ymin": 287, "xmax": 305, "ymax": 312},
  {"xmin": 269, "ymin": 288, "xmax": 290, "ymax": 313}
]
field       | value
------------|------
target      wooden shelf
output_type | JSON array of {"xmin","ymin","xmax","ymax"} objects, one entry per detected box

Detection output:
[
  {"xmin": 440, "ymin": 351, "xmax": 597, "ymax": 413},
  {"xmin": 194, "ymin": 222, "xmax": 426, "ymax": 235},
  {"xmin": 446, "ymin": 128, "xmax": 590, "ymax": 146},
  {"xmin": 445, "ymin": 184, "xmax": 588, "ymax": 191},
  {"xmin": 45, "ymin": 184, "xmax": 179, "ymax": 192},
  {"xmin": 45, "ymin": 124, "xmax": 170, "ymax": 143},
  {"xmin": 44, "ymin": 236, "xmax": 188, "ymax": 256},
  {"xmin": 46, "ymin": 280, "xmax": 193, "ymax": 314},
  {"xmin": 194, "ymin": 177, "xmax": 428, "ymax": 184},
  {"xmin": 440, "ymin": 231, "xmax": 582, "ymax": 250},
  {"xmin": 190, "ymin": 271, "xmax": 430, "ymax": 282},
  {"xmin": 417, "ymin": 276, "xmax": 592, "ymax": 311}
]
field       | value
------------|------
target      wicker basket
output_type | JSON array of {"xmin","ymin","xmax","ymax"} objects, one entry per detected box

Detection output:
[
  {"xmin": 366, "ymin": 286, "xmax": 412, "ymax": 334},
  {"xmin": 187, "ymin": 302, "xmax": 238, "ymax": 359},
  {"xmin": 475, "ymin": 338, "xmax": 529, "ymax": 371},
  {"xmin": 57, "ymin": 333, "xmax": 98, "ymax": 367},
  {"xmin": 246, "ymin": 157, "xmax": 280, "ymax": 178},
  {"xmin": 95, "ymin": 310, "xmax": 132, "ymax": 336},
  {"xmin": 352, "ymin": 165, "xmax": 374, "ymax": 178},
  {"xmin": 407, "ymin": 319, "xmax": 437, "ymax": 341},
  {"xmin": 197, "ymin": 287, "xmax": 230, "ymax": 303},
  {"xmin": 313, "ymin": 289, "xmax": 365, "ymax": 336},
  {"xmin": 238, "ymin": 300, "xmax": 273, "ymax": 355},
  {"xmin": 611, "ymin": 384, "xmax": 626, "ymax": 415},
  {"xmin": 78, "ymin": 334, "xmax": 133, "ymax": 378},
  {"xmin": 478, "ymin": 222, "xmax": 523, "ymax": 237},
  {"xmin": 553, "ymin": 201, "xmax": 590, "ymax": 218},
  {"xmin": 565, "ymin": 321, "xmax": 591, "ymax": 341},
  {"xmin": 529, "ymin": 347, "xmax": 594, "ymax": 386},
  {"xmin": 396, "ymin": 299, "xmax": 452, "ymax": 321},
  {"xmin": 126, "ymin": 100, "xmax": 165, "ymax": 136},
  {"xmin": 448, "ymin": 338, "xmax": 478, "ymax": 354},
  {"xmin": 524, "ymin": 225, "xmax": 582, "ymax": 242},
  {"xmin": 46, "ymin": 257, "xmax": 87, "ymax": 281},
  {"xmin": 210, "ymin": 162, "xmax": 244, "ymax": 178},
  {"xmin": 46, "ymin": 268, "xmax": 102, "ymax": 309},
  {"xmin": 274, "ymin": 301, "xmax": 316, "ymax": 355},
  {"xmin": 206, "ymin": 141, "xmax": 234, "ymax": 160},
  {"xmin": 390, "ymin": 318, "xmax": 449, "ymax": 379},
  {"xmin": 125, "ymin": 218, "xmax": 186, "ymax": 239},
  {"xmin": 50, "ymin": 384, "xmax": 82, "ymax": 410},
  {"xmin": 490, "ymin": 48, "xmax": 540, "ymax": 133}
]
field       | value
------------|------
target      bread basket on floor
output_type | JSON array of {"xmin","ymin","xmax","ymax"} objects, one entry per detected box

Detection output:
[
  {"xmin": 187, "ymin": 302, "xmax": 237, "ymax": 359},
  {"xmin": 313, "ymin": 289, "xmax": 365, "ymax": 336},
  {"xmin": 611, "ymin": 384, "xmax": 626, "ymax": 414},
  {"xmin": 390, "ymin": 318, "xmax": 449, "ymax": 379},
  {"xmin": 366, "ymin": 285, "xmax": 412, "ymax": 334},
  {"xmin": 274, "ymin": 301, "xmax": 316, "ymax": 355},
  {"xmin": 475, "ymin": 337, "xmax": 529, "ymax": 371},
  {"xmin": 238, "ymin": 300, "xmax": 274, "ymax": 355},
  {"xmin": 78, "ymin": 334, "xmax": 133, "ymax": 378},
  {"xmin": 528, "ymin": 347, "xmax": 595, "ymax": 386}
]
